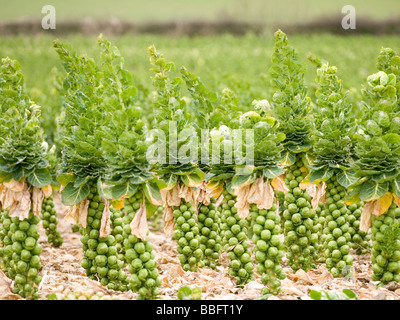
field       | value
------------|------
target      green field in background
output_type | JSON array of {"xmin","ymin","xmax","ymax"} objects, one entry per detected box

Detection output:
[
  {"xmin": 0, "ymin": 32, "xmax": 399, "ymax": 143},
  {"xmin": 0, "ymin": 0, "xmax": 399, "ymax": 23},
  {"xmin": 1, "ymin": 32, "xmax": 399, "ymax": 94}
]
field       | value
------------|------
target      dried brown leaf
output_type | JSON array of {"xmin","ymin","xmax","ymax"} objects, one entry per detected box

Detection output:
[
  {"xmin": 360, "ymin": 201, "xmax": 374, "ymax": 232},
  {"xmin": 130, "ymin": 201, "xmax": 148, "ymax": 241},
  {"xmin": 18, "ymin": 190, "xmax": 31, "ymax": 220},
  {"xmin": 42, "ymin": 185, "xmax": 53, "ymax": 198},
  {"xmin": 99, "ymin": 200, "xmax": 111, "ymax": 238},
  {"xmin": 271, "ymin": 175, "xmax": 289, "ymax": 194},
  {"xmin": 32, "ymin": 187, "xmax": 44, "ymax": 216},
  {"xmin": 311, "ymin": 182, "xmax": 326, "ymax": 210},
  {"xmin": 64, "ymin": 204, "xmax": 78, "ymax": 225},
  {"xmin": 78, "ymin": 199, "xmax": 89, "ymax": 228}
]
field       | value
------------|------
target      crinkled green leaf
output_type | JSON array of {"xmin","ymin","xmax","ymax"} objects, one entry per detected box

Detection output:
[
  {"xmin": 308, "ymin": 167, "xmax": 334, "ymax": 183},
  {"xmin": 61, "ymin": 181, "xmax": 91, "ymax": 206},
  {"xmin": 359, "ymin": 180, "xmax": 389, "ymax": 201},
  {"xmin": 27, "ymin": 168, "xmax": 52, "ymax": 188},
  {"xmin": 263, "ymin": 166, "xmax": 284, "ymax": 179},
  {"xmin": 337, "ymin": 170, "xmax": 359, "ymax": 188}
]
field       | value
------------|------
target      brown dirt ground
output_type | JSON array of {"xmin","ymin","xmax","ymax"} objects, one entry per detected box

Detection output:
[{"xmin": 1, "ymin": 194, "xmax": 400, "ymax": 300}]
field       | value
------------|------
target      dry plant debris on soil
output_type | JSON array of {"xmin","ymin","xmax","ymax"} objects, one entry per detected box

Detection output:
[{"xmin": 0, "ymin": 194, "xmax": 399, "ymax": 301}]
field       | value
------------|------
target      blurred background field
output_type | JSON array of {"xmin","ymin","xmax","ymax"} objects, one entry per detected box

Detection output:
[
  {"xmin": 0, "ymin": 0, "xmax": 399, "ymax": 144},
  {"xmin": 0, "ymin": 0, "xmax": 399, "ymax": 23},
  {"xmin": 1, "ymin": 0, "xmax": 400, "ymax": 302}
]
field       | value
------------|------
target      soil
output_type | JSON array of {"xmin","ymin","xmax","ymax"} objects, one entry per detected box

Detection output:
[{"xmin": 1, "ymin": 194, "xmax": 400, "ymax": 301}]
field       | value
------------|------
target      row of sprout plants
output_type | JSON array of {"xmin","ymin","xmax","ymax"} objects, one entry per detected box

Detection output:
[{"xmin": 0, "ymin": 30, "xmax": 399, "ymax": 300}]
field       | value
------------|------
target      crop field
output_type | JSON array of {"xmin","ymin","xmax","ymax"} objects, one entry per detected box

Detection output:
[
  {"xmin": 0, "ymin": 0, "xmax": 399, "ymax": 23},
  {"xmin": 1, "ymin": 1, "xmax": 400, "ymax": 309},
  {"xmin": 2, "ymin": 33, "xmax": 400, "ymax": 146}
]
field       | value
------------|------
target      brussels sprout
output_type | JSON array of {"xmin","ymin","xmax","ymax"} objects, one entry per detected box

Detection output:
[
  {"xmin": 282, "ymin": 156, "xmax": 318, "ymax": 272},
  {"xmin": 370, "ymin": 211, "xmax": 400, "ymax": 285},
  {"xmin": 0, "ymin": 208, "xmax": 43, "ymax": 299},
  {"xmin": 347, "ymin": 202, "xmax": 371, "ymax": 255},
  {"xmin": 219, "ymin": 190, "xmax": 254, "ymax": 286}
]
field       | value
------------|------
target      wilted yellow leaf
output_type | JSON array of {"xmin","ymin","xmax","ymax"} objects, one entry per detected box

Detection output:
[
  {"xmin": 111, "ymin": 199, "xmax": 124, "ymax": 210},
  {"xmin": 42, "ymin": 185, "xmax": 53, "ymax": 198},
  {"xmin": 207, "ymin": 180, "xmax": 222, "ymax": 190},
  {"xmin": 344, "ymin": 193, "xmax": 360, "ymax": 206},
  {"xmin": 299, "ymin": 181, "xmax": 312, "ymax": 190},
  {"xmin": 372, "ymin": 192, "xmax": 392, "ymax": 217},
  {"xmin": 393, "ymin": 193, "xmax": 400, "ymax": 208},
  {"xmin": 210, "ymin": 185, "xmax": 224, "ymax": 198},
  {"xmin": 271, "ymin": 175, "xmax": 289, "ymax": 194}
]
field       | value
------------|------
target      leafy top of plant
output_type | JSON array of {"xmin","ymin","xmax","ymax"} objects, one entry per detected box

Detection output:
[
  {"xmin": 307, "ymin": 61, "xmax": 358, "ymax": 187},
  {"xmin": 349, "ymin": 66, "xmax": 400, "ymax": 202},
  {"xmin": 54, "ymin": 35, "xmax": 158, "ymax": 205},
  {"xmin": 54, "ymin": 37, "xmax": 109, "ymax": 187},
  {"xmin": 268, "ymin": 30, "xmax": 314, "ymax": 156},
  {"xmin": 147, "ymin": 45, "xmax": 203, "ymax": 189},
  {"xmin": 0, "ymin": 57, "xmax": 51, "ymax": 187}
]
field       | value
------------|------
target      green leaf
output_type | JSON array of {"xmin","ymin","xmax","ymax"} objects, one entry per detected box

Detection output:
[
  {"xmin": 302, "ymin": 153, "xmax": 314, "ymax": 168},
  {"xmin": 342, "ymin": 289, "xmax": 358, "ymax": 300},
  {"xmin": 121, "ymin": 86, "xmax": 138, "ymax": 101},
  {"xmin": 96, "ymin": 178, "xmax": 108, "ymax": 199},
  {"xmin": 263, "ymin": 166, "xmax": 284, "ymax": 179},
  {"xmin": 372, "ymin": 170, "xmax": 399, "ymax": 183},
  {"xmin": 392, "ymin": 176, "xmax": 400, "ymax": 198},
  {"xmin": 145, "ymin": 181, "xmax": 162, "ymax": 203},
  {"xmin": 74, "ymin": 176, "xmax": 92, "ymax": 188},
  {"xmin": 177, "ymin": 286, "xmax": 193, "ymax": 300},
  {"xmin": 180, "ymin": 175, "xmax": 190, "ymax": 187},
  {"xmin": 129, "ymin": 175, "xmax": 149, "ymax": 185},
  {"xmin": 287, "ymin": 144, "xmax": 312, "ymax": 153},
  {"xmin": 47, "ymin": 293, "xmax": 58, "ymax": 300},
  {"xmin": 164, "ymin": 174, "xmax": 178, "ymax": 189},
  {"xmin": 56, "ymin": 173, "xmax": 76, "ymax": 186},
  {"xmin": 145, "ymin": 199, "xmax": 157, "ymax": 217},
  {"xmin": 186, "ymin": 172, "xmax": 204, "ymax": 186},
  {"xmin": 308, "ymin": 167, "xmax": 334, "ymax": 183},
  {"xmin": 12, "ymin": 167, "xmax": 33, "ymax": 182},
  {"xmin": 192, "ymin": 288, "xmax": 202, "ymax": 300},
  {"xmin": 231, "ymin": 174, "xmax": 252, "ymax": 189},
  {"xmin": 382, "ymin": 133, "xmax": 400, "ymax": 144},
  {"xmin": 309, "ymin": 290, "xmax": 322, "ymax": 300},
  {"xmin": 180, "ymin": 171, "xmax": 204, "ymax": 187},
  {"xmin": 62, "ymin": 181, "xmax": 91, "ymax": 206},
  {"xmin": 359, "ymin": 180, "xmax": 389, "ymax": 201},
  {"xmin": 225, "ymin": 180, "xmax": 235, "ymax": 194},
  {"xmin": 110, "ymin": 181, "xmax": 139, "ymax": 200},
  {"xmin": 325, "ymin": 291, "xmax": 340, "ymax": 300},
  {"xmin": 27, "ymin": 168, "xmax": 52, "ymax": 188},
  {"xmin": 255, "ymin": 294, "xmax": 272, "ymax": 300},
  {"xmin": 280, "ymin": 151, "xmax": 296, "ymax": 167},
  {"xmin": 337, "ymin": 170, "xmax": 359, "ymax": 188},
  {"xmin": 343, "ymin": 190, "xmax": 361, "ymax": 205},
  {"xmin": 0, "ymin": 171, "xmax": 12, "ymax": 183}
]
